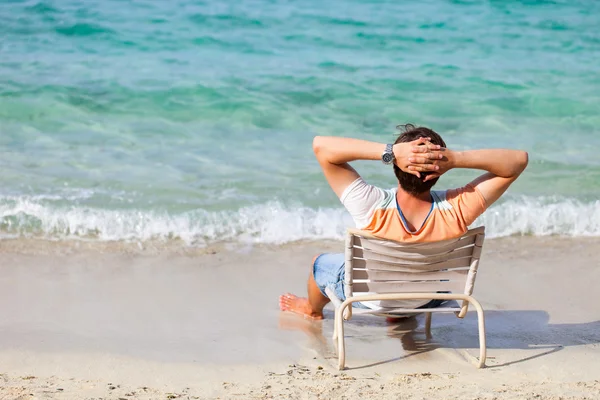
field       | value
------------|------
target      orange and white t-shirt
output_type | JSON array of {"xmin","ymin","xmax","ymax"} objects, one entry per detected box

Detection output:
[
  {"xmin": 339, "ymin": 178, "xmax": 488, "ymax": 311},
  {"xmin": 340, "ymin": 178, "xmax": 487, "ymax": 242}
]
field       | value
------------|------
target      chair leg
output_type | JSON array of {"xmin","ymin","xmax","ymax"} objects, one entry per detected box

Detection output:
[
  {"xmin": 336, "ymin": 303, "xmax": 347, "ymax": 370},
  {"xmin": 343, "ymin": 304, "xmax": 352, "ymax": 321},
  {"xmin": 332, "ymin": 310, "xmax": 338, "ymax": 341},
  {"xmin": 467, "ymin": 297, "xmax": 487, "ymax": 368},
  {"xmin": 425, "ymin": 312, "xmax": 432, "ymax": 338}
]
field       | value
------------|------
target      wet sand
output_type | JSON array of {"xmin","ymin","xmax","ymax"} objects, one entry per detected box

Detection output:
[{"xmin": 1, "ymin": 236, "xmax": 599, "ymax": 399}]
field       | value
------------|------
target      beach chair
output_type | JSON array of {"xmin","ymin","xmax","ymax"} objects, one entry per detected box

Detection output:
[{"xmin": 326, "ymin": 226, "xmax": 486, "ymax": 370}]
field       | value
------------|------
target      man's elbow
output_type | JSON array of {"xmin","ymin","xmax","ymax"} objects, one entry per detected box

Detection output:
[
  {"xmin": 515, "ymin": 151, "xmax": 529, "ymax": 175},
  {"xmin": 313, "ymin": 136, "xmax": 330, "ymax": 161},
  {"xmin": 312, "ymin": 136, "xmax": 323, "ymax": 156}
]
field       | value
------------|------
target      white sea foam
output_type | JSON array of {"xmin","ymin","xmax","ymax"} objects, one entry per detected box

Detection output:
[
  {"xmin": 0, "ymin": 196, "xmax": 599, "ymax": 245},
  {"xmin": 474, "ymin": 196, "xmax": 600, "ymax": 238}
]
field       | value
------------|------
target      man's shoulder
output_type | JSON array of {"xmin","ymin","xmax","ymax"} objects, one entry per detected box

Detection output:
[
  {"xmin": 430, "ymin": 184, "xmax": 487, "ymax": 227},
  {"xmin": 376, "ymin": 186, "xmax": 397, "ymax": 208},
  {"xmin": 431, "ymin": 189, "xmax": 453, "ymax": 211},
  {"xmin": 340, "ymin": 178, "xmax": 395, "ymax": 208},
  {"xmin": 340, "ymin": 179, "xmax": 397, "ymax": 229},
  {"xmin": 350, "ymin": 184, "xmax": 396, "ymax": 211},
  {"xmin": 431, "ymin": 184, "xmax": 482, "ymax": 209}
]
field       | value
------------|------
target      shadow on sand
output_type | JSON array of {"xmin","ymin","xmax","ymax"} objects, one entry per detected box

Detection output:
[{"xmin": 278, "ymin": 306, "xmax": 600, "ymax": 370}]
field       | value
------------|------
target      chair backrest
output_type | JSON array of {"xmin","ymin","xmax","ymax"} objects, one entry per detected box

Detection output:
[{"xmin": 344, "ymin": 227, "xmax": 485, "ymax": 304}]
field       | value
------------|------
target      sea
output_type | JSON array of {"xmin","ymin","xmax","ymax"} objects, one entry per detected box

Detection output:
[{"xmin": 1, "ymin": 0, "xmax": 599, "ymax": 247}]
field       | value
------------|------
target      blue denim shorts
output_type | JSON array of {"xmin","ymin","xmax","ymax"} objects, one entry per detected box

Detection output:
[
  {"xmin": 313, "ymin": 253, "xmax": 446, "ymax": 311},
  {"xmin": 313, "ymin": 253, "xmax": 369, "ymax": 309}
]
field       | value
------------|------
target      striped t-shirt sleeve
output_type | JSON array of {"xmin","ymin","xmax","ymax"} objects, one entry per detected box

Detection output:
[
  {"xmin": 446, "ymin": 183, "xmax": 488, "ymax": 227},
  {"xmin": 339, "ymin": 178, "xmax": 386, "ymax": 229}
]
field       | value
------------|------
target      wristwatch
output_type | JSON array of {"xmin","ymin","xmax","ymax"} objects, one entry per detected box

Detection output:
[{"xmin": 381, "ymin": 144, "xmax": 394, "ymax": 165}]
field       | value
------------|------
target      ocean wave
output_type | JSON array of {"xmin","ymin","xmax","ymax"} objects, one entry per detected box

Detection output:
[
  {"xmin": 0, "ymin": 199, "xmax": 350, "ymax": 245},
  {"xmin": 0, "ymin": 196, "xmax": 599, "ymax": 245},
  {"xmin": 473, "ymin": 197, "xmax": 600, "ymax": 238}
]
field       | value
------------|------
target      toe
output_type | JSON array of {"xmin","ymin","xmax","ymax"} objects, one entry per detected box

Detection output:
[{"xmin": 279, "ymin": 294, "xmax": 291, "ymax": 310}]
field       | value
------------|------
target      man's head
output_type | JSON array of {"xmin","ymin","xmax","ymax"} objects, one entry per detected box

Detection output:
[{"xmin": 393, "ymin": 124, "xmax": 446, "ymax": 195}]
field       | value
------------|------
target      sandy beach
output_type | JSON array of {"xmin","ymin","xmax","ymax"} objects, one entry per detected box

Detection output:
[{"xmin": 1, "ymin": 236, "xmax": 599, "ymax": 399}]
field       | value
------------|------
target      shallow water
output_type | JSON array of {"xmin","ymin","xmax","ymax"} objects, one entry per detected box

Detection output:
[{"xmin": 1, "ymin": 0, "xmax": 599, "ymax": 244}]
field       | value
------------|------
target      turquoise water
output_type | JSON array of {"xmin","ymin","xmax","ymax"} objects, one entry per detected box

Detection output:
[{"xmin": 1, "ymin": 0, "xmax": 599, "ymax": 244}]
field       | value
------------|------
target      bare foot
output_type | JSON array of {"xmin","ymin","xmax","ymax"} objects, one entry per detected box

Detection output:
[{"xmin": 279, "ymin": 293, "xmax": 323, "ymax": 320}]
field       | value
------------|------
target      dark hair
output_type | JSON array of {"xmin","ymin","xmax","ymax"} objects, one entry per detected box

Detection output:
[{"xmin": 393, "ymin": 124, "xmax": 446, "ymax": 195}]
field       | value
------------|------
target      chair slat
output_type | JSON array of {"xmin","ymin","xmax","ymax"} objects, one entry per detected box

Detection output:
[
  {"xmin": 348, "ymin": 226, "xmax": 484, "ymax": 242},
  {"xmin": 353, "ymin": 245, "xmax": 474, "ymax": 264},
  {"xmin": 352, "ymin": 268, "xmax": 468, "ymax": 281},
  {"xmin": 353, "ymin": 234, "xmax": 477, "ymax": 255},
  {"xmin": 350, "ymin": 258, "xmax": 465, "ymax": 272},
  {"xmin": 353, "ymin": 281, "xmax": 464, "ymax": 293},
  {"xmin": 350, "ymin": 307, "xmax": 462, "ymax": 315},
  {"xmin": 352, "ymin": 254, "xmax": 473, "ymax": 271}
]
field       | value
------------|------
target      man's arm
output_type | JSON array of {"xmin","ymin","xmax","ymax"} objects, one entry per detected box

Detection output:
[
  {"xmin": 451, "ymin": 149, "xmax": 528, "ymax": 206},
  {"xmin": 313, "ymin": 136, "xmax": 441, "ymax": 197},
  {"xmin": 415, "ymin": 148, "xmax": 529, "ymax": 206}
]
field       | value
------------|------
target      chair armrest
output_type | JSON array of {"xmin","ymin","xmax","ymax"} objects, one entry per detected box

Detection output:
[{"xmin": 325, "ymin": 287, "xmax": 343, "ymax": 308}]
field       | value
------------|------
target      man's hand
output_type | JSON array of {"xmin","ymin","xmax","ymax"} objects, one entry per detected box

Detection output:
[
  {"xmin": 393, "ymin": 137, "xmax": 444, "ymax": 178},
  {"xmin": 415, "ymin": 147, "xmax": 455, "ymax": 182}
]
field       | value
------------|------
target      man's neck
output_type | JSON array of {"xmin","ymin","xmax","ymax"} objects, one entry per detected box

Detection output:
[
  {"xmin": 396, "ymin": 186, "xmax": 432, "ymax": 203},
  {"xmin": 395, "ymin": 186, "xmax": 433, "ymax": 232}
]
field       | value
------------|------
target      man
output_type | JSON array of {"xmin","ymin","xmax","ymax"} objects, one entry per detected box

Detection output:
[{"xmin": 279, "ymin": 124, "xmax": 528, "ymax": 320}]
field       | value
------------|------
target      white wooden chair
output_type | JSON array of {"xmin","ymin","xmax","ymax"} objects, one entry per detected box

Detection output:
[{"xmin": 326, "ymin": 226, "xmax": 486, "ymax": 370}]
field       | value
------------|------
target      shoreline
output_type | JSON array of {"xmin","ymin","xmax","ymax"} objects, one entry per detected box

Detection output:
[{"xmin": 1, "ymin": 234, "xmax": 600, "ymax": 256}]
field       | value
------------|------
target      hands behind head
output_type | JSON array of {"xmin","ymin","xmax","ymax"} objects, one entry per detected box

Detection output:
[{"xmin": 393, "ymin": 137, "xmax": 451, "ymax": 182}]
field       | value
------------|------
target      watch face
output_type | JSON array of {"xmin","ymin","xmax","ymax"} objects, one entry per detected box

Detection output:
[{"xmin": 382, "ymin": 152, "xmax": 394, "ymax": 164}]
